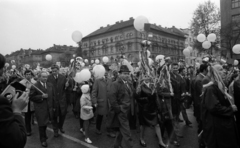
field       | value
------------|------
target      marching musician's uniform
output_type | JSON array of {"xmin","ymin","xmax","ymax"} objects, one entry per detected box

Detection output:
[
  {"xmin": 47, "ymin": 73, "xmax": 67, "ymax": 136},
  {"xmin": 30, "ymin": 81, "xmax": 54, "ymax": 146}
]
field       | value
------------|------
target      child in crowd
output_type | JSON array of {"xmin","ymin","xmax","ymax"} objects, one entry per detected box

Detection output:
[{"xmin": 80, "ymin": 84, "xmax": 94, "ymax": 144}]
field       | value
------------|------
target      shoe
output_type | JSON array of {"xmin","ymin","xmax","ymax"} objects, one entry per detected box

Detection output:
[
  {"xmin": 159, "ymin": 144, "xmax": 167, "ymax": 148},
  {"xmin": 85, "ymin": 138, "xmax": 92, "ymax": 144},
  {"xmin": 54, "ymin": 132, "xmax": 59, "ymax": 137},
  {"xmin": 178, "ymin": 119, "xmax": 184, "ymax": 122},
  {"xmin": 186, "ymin": 121, "xmax": 193, "ymax": 127},
  {"xmin": 140, "ymin": 139, "xmax": 147, "ymax": 147},
  {"xmin": 177, "ymin": 134, "xmax": 184, "ymax": 138},
  {"xmin": 80, "ymin": 128, "xmax": 84, "ymax": 133},
  {"xmin": 171, "ymin": 141, "xmax": 180, "ymax": 147},
  {"xmin": 95, "ymin": 129, "xmax": 102, "ymax": 135},
  {"xmin": 41, "ymin": 141, "xmax": 47, "ymax": 147},
  {"xmin": 60, "ymin": 129, "xmax": 65, "ymax": 133},
  {"xmin": 107, "ymin": 132, "xmax": 116, "ymax": 138},
  {"xmin": 26, "ymin": 132, "xmax": 31, "ymax": 136}
]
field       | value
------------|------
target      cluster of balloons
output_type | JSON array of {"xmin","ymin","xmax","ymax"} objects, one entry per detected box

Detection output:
[
  {"xmin": 197, "ymin": 33, "xmax": 216, "ymax": 49},
  {"xmin": 74, "ymin": 69, "xmax": 91, "ymax": 83}
]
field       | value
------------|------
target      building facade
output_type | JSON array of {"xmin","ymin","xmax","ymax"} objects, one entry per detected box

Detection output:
[
  {"xmin": 81, "ymin": 17, "xmax": 186, "ymax": 65},
  {"xmin": 220, "ymin": 0, "xmax": 240, "ymax": 59},
  {"xmin": 5, "ymin": 44, "xmax": 77, "ymax": 67}
]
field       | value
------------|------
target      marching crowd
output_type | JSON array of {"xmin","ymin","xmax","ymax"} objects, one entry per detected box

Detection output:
[{"xmin": 0, "ymin": 52, "xmax": 240, "ymax": 148}]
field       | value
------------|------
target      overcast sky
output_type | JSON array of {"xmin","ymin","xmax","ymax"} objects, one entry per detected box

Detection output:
[{"xmin": 0, "ymin": 0, "xmax": 220, "ymax": 55}]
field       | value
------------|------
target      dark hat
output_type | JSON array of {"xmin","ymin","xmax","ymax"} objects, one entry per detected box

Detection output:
[
  {"xmin": 51, "ymin": 64, "xmax": 59, "ymax": 70},
  {"xmin": 103, "ymin": 64, "xmax": 110, "ymax": 71},
  {"xmin": 119, "ymin": 65, "xmax": 130, "ymax": 73}
]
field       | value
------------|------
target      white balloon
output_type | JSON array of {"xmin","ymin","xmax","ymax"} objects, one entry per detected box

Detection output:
[
  {"xmin": 202, "ymin": 41, "xmax": 211, "ymax": 49},
  {"xmin": 74, "ymin": 69, "xmax": 91, "ymax": 83},
  {"xmin": 72, "ymin": 31, "xmax": 83, "ymax": 42},
  {"xmin": 84, "ymin": 59, "xmax": 88, "ymax": 63},
  {"xmin": 95, "ymin": 59, "xmax": 100, "ymax": 64},
  {"xmin": 147, "ymin": 50, "xmax": 151, "ymax": 57},
  {"xmin": 207, "ymin": 33, "xmax": 217, "ymax": 42},
  {"xmin": 91, "ymin": 60, "xmax": 94, "ymax": 64},
  {"xmin": 93, "ymin": 65, "xmax": 105, "ymax": 79},
  {"xmin": 183, "ymin": 48, "xmax": 191, "ymax": 57},
  {"xmin": 45, "ymin": 54, "xmax": 52, "ymax": 61},
  {"xmin": 234, "ymin": 60, "xmax": 239, "ymax": 66},
  {"xmin": 70, "ymin": 59, "xmax": 74, "ymax": 63},
  {"xmin": 12, "ymin": 65, "xmax": 16, "ymax": 69},
  {"xmin": 232, "ymin": 44, "xmax": 240, "ymax": 54},
  {"xmin": 197, "ymin": 34, "xmax": 206, "ymax": 42},
  {"xmin": 5, "ymin": 63, "xmax": 9, "ymax": 67},
  {"xmin": 148, "ymin": 58, "xmax": 154, "ymax": 66},
  {"xmin": 11, "ymin": 60, "xmax": 15, "ymax": 64},
  {"xmin": 102, "ymin": 56, "xmax": 109, "ymax": 63},
  {"xmin": 187, "ymin": 46, "xmax": 193, "ymax": 52},
  {"xmin": 80, "ymin": 62, "xmax": 85, "ymax": 67},
  {"xmin": 134, "ymin": 16, "xmax": 149, "ymax": 32}
]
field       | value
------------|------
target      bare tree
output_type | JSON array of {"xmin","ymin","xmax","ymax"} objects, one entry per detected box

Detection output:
[
  {"xmin": 221, "ymin": 21, "xmax": 240, "ymax": 58},
  {"xmin": 190, "ymin": 0, "xmax": 220, "ymax": 53}
]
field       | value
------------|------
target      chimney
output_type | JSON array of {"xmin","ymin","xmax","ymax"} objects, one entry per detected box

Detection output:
[
  {"xmin": 158, "ymin": 25, "xmax": 161, "ymax": 27},
  {"xmin": 154, "ymin": 23, "xmax": 156, "ymax": 26},
  {"xmin": 120, "ymin": 20, "xmax": 123, "ymax": 23},
  {"xmin": 100, "ymin": 26, "xmax": 103, "ymax": 29},
  {"xmin": 129, "ymin": 17, "xmax": 134, "ymax": 20},
  {"xmin": 107, "ymin": 24, "xmax": 110, "ymax": 27},
  {"xmin": 172, "ymin": 26, "xmax": 175, "ymax": 28},
  {"xmin": 116, "ymin": 21, "xmax": 119, "ymax": 24}
]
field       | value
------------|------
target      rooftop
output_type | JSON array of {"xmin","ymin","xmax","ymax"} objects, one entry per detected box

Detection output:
[{"xmin": 83, "ymin": 17, "xmax": 185, "ymax": 39}]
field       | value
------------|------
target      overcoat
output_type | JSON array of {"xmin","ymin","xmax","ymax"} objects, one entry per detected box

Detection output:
[
  {"xmin": 91, "ymin": 78, "xmax": 111, "ymax": 115},
  {"xmin": 29, "ymin": 81, "xmax": 54, "ymax": 126},
  {"xmin": 234, "ymin": 79, "xmax": 240, "ymax": 135},
  {"xmin": 47, "ymin": 74, "xmax": 67, "ymax": 115},
  {"xmin": 202, "ymin": 84, "xmax": 239, "ymax": 148},
  {"xmin": 170, "ymin": 72, "xmax": 182, "ymax": 115},
  {"xmin": 108, "ymin": 78, "xmax": 133, "ymax": 128},
  {"xmin": 193, "ymin": 73, "xmax": 205, "ymax": 120}
]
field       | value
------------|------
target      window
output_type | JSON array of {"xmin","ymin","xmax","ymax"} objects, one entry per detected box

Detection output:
[
  {"xmin": 232, "ymin": 14, "xmax": 240, "ymax": 22},
  {"xmin": 232, "ymin": 0, "xmax": 240, "ymax": 8}
]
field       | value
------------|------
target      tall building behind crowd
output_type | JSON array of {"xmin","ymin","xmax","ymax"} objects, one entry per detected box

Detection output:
[
  {"xmin": 81, "ymin": 17, "xmax": 186, "ymax": 65},
  {"xmin": 220, "ymin": 0, "xmax": 240, "ymax": 59}
]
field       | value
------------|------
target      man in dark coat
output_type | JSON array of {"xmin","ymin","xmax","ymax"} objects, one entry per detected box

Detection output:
[
  {"xmin": 92, "ymin": 65, "xmax": 114, "ymax": 136},
  {"xmin": 47, "ymin": 64, "xmax": 68, "ymax": 137},
  {"xmin": 30, "ymin": 71, "xmax": 54, "ymax": 147},
  {"xmin": 193, "ymin": 64, "xmax": 208, "ymax": 134},
  {"xmin": 178, "ymin": 68, "xmax": 192, "ymax": 126},
  {"xmin": 234, "ymin": 76, "xmax": 240, "ymax": 135},
  {"xmin": 0, "ymin": 54, "xmax": 29, "ymax": 148},
  {"xmin": 108, "ymin": 65, "xmax": 133, "ymax": 148},
  {"xmin": 202, "ymin": 64, "xmax": 239, "ymax": 148}
]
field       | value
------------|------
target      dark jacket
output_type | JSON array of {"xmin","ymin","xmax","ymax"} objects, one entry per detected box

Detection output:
[
  {"xmin": 202, "ymin": 84, "xmax": 239, "ymax": 148},
  {"xmin": 108, "ymin": 78, "xmax": 133, "ymax": 127},
  {"xmin": 91, "ymin": 78, "xmax": 112, "ymax": 115},
  {"xmin": 47, "ymin": 74, "xmax": 67, "ymax": 115},
  {"xmin": 0, "ymin": 96, "xmax": 27, "ymax": 148},
  {"xmin": 30, "ymin": 81, "xmax": 54, "ymax": 126}
]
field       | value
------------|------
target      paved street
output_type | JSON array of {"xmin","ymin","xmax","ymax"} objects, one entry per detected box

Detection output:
[{"xmin": 25, "ymin": 107, "xmax": 199, "ymax": 148}]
